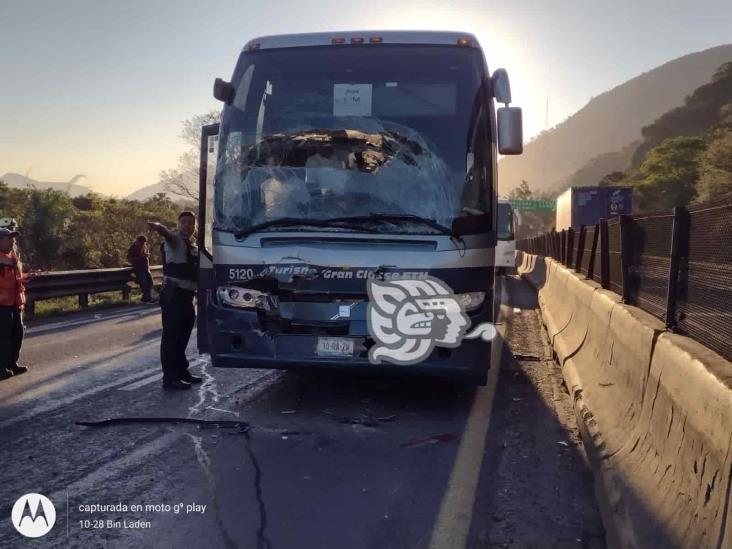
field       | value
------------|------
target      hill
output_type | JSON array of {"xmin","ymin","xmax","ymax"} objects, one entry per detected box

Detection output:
[
  {"xmin": 498, "ymin": 44, "xmax": 732, "ymax": 194},
  {"xmin": 621, "ymin": 61, "xmax": 732, "ymax": 211},
  {"xmin": 0, "ymin": 172, "xmax": 95, "ymax": 197},
  {"xmin": 127, "ymin": 181, "xmax": 168, "ymax": 201},
  {"xmin": 630, "ymin": 61, "xmax": 732, "ymax": 167},
  {"xmin": 127, "ymin": 182, "xmax": 191, "ymax": 205}
]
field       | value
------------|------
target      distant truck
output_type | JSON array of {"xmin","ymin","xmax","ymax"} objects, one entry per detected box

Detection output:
[{"xmin": 555, "ymin": 186, "xmax": 632, "ymax": 231}]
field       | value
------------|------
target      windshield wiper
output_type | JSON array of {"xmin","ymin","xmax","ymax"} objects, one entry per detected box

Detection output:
[
  {"xmin": 234, "ymin": 217, "xmax": 379, "ymax": 240},
  {"xmin": 326, "ymin": 213, "xmax": 455, "ymax": 237}
]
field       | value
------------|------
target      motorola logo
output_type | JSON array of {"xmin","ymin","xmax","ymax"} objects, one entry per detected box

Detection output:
[{"xmin": 11, "ymin": 493, "xmax": 56, "ymax": 538}]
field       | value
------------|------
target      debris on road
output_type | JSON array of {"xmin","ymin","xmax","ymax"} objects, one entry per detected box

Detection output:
[
  {"xmin": 400, "ymin": 433, "xmax": 459, "ymax": 448},
  {"xmin": 336, "ymin": 415, "xmax": 380, "ymax": 427},
  {"xmin": 205, "ymin": 406, "xmax": 240, "ymax": 416},
  {"xmin": 512, "ymin": 354, "xmax": 542, "ymax": 361},
  {"xmin": 331, "ymin": 413, "xmax": 398, "ymax": 427},
  {"xmin": 75, "ymin": 417, "xmax": 250, "ymax": 430}
]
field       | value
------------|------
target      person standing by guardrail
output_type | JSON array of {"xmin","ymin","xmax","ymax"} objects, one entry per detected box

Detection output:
[
  {"xmin": 127, "ymin": 235, "xmax": 155, "ymax": 303},
  {"xmin": 147, "ymin": 212, "xmax": 201, "ymax": 391},
  {"xmin": 0, "ymin": 226, "xmax": 31, "ymax": 380}
]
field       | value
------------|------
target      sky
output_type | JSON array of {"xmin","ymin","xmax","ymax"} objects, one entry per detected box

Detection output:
[{"xmin": 1, "ymin": 0, "xmax": 731, "ymax": 197}]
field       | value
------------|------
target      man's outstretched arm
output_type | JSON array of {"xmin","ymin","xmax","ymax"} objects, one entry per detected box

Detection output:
[{"xmin": 146, "ymin": 222, "xmax": 178, "ymax": 248}]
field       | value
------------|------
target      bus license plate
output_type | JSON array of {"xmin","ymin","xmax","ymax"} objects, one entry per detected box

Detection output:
[{"xmin": 316, "ymin": 337, "xmax": 355, "ymax": 357}]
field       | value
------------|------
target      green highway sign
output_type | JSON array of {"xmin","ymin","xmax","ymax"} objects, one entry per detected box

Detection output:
[{"xmin": 508, "ymin": 199, "xmax": 556, "ymax": 211}]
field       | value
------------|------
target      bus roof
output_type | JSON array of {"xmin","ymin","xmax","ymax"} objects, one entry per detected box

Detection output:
[{"xmin": 243, "ymin": 31, "xmax": 481, "ymax": 51}]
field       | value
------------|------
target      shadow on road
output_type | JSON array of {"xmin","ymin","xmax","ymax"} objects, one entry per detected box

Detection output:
[{"xmin": 258, "ymin": 368, "xmax": 475, "ymax": 423}]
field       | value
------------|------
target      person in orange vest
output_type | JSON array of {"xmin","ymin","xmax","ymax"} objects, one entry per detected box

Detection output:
[{"xmin": 0, "ymin": 226, "xmax": 30, "ymax": 379}]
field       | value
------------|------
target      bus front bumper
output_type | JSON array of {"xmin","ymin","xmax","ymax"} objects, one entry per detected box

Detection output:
[{"xmin": 206, "ymin": 303, "xmax": 491, "ymax": 385}]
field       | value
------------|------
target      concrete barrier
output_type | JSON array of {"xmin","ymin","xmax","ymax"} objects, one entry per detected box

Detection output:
[
  {"xmin": 519, "ymin": 254, "xmax": 732, "ymax": 548},
  {"xmin": 551, "ymin": 271, "xmax": 600, "ymax": 364},
  {"xmin": 518, "ymin": 254, "xmax": 547, "ymax": 289},
  {"xmin": 537, "ymin": 263, "xmax": 574, "ymax": 344},
  {"xmin": 569, "ymin": 290, "xmax": 664, "ymax": 455},
  {"xmin": 608, "ymin": 333, "xmax": 732, "ymax": 548},
  {"xmin": 516, "ymin": 250, "xmax": 527, "ymax": 272}
]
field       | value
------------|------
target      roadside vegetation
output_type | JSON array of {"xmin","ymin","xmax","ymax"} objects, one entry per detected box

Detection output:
[
  {"xmin": 514, "ymin": 62, "xmax": 732, "ymax": 214},
  {"xmin": 33, "ymin": 291, "xmax": 149, "ymax": 320}
]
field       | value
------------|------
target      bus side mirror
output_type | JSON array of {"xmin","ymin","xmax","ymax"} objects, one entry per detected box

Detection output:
[
  {"xmin": 492, "ymin": 69, "xmax": 512, "ymax": 104},
  {"xmin": 213, "ymin": 78, "xmax": 235, "ymax": 105},
  {"xmin": 497, "ymin": 107, "xmax": 523, "ymax": 155}
]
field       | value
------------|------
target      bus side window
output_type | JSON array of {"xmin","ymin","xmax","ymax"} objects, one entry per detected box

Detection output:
[{"xmin": 459, "ymin": 106, "xmax": 489, "ymax": 214}]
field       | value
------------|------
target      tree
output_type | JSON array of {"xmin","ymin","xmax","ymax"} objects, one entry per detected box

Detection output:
[
  {"xmin": 159, "ymin": 110, "xmax": 220, "ymax": 201},
  {"xmin": 629, "ymin": 136, "xmax": 705, "ymax": 212},
  {"xmin": 696, "ymin": 128, "xmax": 732, "ymax": 202},
  {"xmin": 22, "ymin": 189, "xmax": 74, "ymax": 269},
  {"xmin": 597, "ymin": 171, "xmax": 625, "ymax": 187},
  {"xmin": 508, "ymin": 180, "xmax": 532, "ymax": 200},
  {"xmin": 5, "ymin": 185, "xmax": 182, "ymax": 270},
  {"xmin": 631, "ymin": 62, "xmax": 732, "ymax": 167}
]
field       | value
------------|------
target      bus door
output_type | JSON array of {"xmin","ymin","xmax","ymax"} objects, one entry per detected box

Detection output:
[{"xmin": 197, "ymin": 122, "xmax": 220, "ymax": 353}]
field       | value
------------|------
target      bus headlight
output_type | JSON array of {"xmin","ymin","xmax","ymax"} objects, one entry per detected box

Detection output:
[
  {"xmin": 456, "ymin": 292, "xmax": 485, "ymax": 311},
  {"xmin": 217, "ymin": 286, "xmax": 276, "ymax": 311}
]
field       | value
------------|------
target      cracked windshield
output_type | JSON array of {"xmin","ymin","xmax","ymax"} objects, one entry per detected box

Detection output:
[{"xmin": 215, "ymin": 46, "xmax": 491, "ymax": 234}]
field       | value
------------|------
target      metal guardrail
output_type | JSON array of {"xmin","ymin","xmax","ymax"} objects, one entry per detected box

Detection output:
[
  {"xmin": 24, "ymin": 265, "xmax": 163, "ymax": 319},
  {"xmin": 517, "ymin": 199, "xmax": 732, "ymax": 364}
]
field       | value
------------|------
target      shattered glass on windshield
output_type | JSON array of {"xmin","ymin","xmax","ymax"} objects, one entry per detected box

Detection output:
[
  {"xmin": 215, "ymin": 122, "xmax": 458, "ymax": 232},
  {"xmin": 214, "ymin": 44, "xmax": 492, "ymax": 235}
]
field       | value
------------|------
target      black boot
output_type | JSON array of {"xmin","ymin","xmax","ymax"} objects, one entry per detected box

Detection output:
[
  {"xmin": 180, "ymin": 372, "xmax": 203, "ymax": 384},
  {"xmin": 163, "ymin": 379, "xmax": 192, "ymax": 390},
  {"xmin": 9, "ymin": 364, "xmax": 27, "ymax": 375},
  {"xmin": 0, "ymin": 369, "xmax": 13, "ymax": 380}
]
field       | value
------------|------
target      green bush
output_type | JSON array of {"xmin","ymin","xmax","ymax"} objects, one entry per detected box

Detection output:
[{"xmin": 0, "ymin": 183, "xmax": 183, "ymax": 271}]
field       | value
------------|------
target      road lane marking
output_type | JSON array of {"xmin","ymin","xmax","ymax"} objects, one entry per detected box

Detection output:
[
  {"xmin": 49, "ymin": 431, "xmax": 181, "ymax": 505},
  {"xmin": 428, "ymin": 304, "xmax": 508, "ymax": 549},
  {"xmin": 118, "ymin": 373, "xmax": 163, "ymax": 391},
  {"xmin": 26, "ymin": 307, "xmax": 156, "ymax": 335},
  {"xmin": 117, "ymin": 354, "xmax": 206, "ymax": 392},
  {"xmin": 0, "ymin": 367, "xmax": 160, "ymax": 429}
]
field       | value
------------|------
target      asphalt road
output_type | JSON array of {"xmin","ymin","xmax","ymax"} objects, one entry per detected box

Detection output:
[{"xmin": 1, "ymin": 277, "xmax": 604, "ymax": 549}]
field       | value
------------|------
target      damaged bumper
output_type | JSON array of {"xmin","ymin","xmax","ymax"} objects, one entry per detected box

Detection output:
[{"xmin": 205, "ymin": 297, "xmax": 491, "ymax": 385}]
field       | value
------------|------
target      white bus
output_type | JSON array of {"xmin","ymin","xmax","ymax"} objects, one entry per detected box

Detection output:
[{"xmin": 196, "ymin": 31, "xmax": 522, "ymax": 384}]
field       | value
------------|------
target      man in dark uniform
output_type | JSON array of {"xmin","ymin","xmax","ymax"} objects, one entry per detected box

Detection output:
[{"xmin": 147, "ymin": 212, "xmax": 201, "ymax": 390}]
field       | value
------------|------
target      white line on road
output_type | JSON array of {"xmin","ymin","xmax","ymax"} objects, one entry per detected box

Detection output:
[
  {"xmin": 26, "ymin": 307, "xmax": 156, "ymax": 335},
  {"xmin": 428, "ymin": 303, "xmax": 509, "ymax": 549},
  {"xmin": 118, "ymin": 373, "xmax": 163, "ymax": 391},
  {"xmin": 49, "ymin": 431, "xmax": 181, "ymax": 505},
  {"xmin": 117, "ymin": 356, "xmax": 207, "ymax": 392},
  {"xmin": 0, "ymin": 366, "xmax": 160, "ymax": 430}
]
